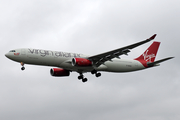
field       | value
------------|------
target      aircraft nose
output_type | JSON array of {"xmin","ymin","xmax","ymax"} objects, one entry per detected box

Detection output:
[{"xmin": 5, "ymin": 53, "xmax": 10, "ymax": 58}]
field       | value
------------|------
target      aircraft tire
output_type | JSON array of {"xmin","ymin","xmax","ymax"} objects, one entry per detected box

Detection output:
[
  {"xmin": 91, "ymin": 70, "xmax": 97, "ymax": 74},
  {"xmin": 96, "ymin": 73, "xmax": 101, "ymax": 77},
  {"xmin": 82, "ymin": 78, "xmax": 87, "ymax": 82},
  {"xmin": 21, "ymin": 67, "xmax": 25, "ymax": 71}
]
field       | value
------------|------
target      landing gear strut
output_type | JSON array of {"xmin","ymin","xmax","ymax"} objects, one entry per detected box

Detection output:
[
  {"xmin": 20, "ymin": 62, "xmax": 25, "ymax": 71},
  {"xmin": 78, "ymin": 73, "xmax": 88, "ymax": 82}
]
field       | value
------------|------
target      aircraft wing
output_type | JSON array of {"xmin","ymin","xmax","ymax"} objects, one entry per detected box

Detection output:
[{"xmin": 88, "ymin": 34, "xmax": 157, "ymax": 67}]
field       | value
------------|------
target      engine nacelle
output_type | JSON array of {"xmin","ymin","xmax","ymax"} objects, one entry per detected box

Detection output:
[
  {"xmin": 50, "ymin": 68, "xmax": 70, "ymax": 77},
  {"xmin": 72, "ymin": 58, "xmax": 92, "ymax": 67}
]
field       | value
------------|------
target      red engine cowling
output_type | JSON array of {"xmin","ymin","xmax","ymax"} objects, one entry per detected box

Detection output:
[
  {"xmin": 50, "ymin": 68, "xmax": 70, "ymax": 77},
  {"xmin": 72, "ymin": 58, "xmax": 92, "ymax": 66}
]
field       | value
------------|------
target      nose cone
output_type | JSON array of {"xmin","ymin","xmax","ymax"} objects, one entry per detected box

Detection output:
[
  {"xmin": 5, "ymin": 51, "xmax": 19, "ymax": 61},
  {"xmin": 5, "ymin": 53, "xmax": 9, "ymax": 57},
  {"xmin": 5, "ymin": 53, "xmax": 11, "ymax": 59}
]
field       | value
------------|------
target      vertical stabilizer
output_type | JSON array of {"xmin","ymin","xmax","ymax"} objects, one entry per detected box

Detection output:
[{"xmin": 135, "ymin": 41, "xmax": 160, "ymax": 62}]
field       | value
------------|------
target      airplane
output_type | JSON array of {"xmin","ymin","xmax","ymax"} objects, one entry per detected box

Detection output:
[{"xmin": 5, "ymin": 34, "xmax": 174, "ymax": 82}]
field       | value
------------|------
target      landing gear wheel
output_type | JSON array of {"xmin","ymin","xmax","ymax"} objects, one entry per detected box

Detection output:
[
  {"xmin": 77, "ymin": 73, "xmax": 88, "ymax": 82},
  {"xmin": 82, "ymin": 78, "xmax": 88, "ymax": 82},
  {"xmin": 21, "ymin": 67, "xmax": 25, "ymax": 71},
  {"xmin": 91, "ymin": 70, "xmax": 97, "ymax": 74},
  {"xmin": 95, "ymin": 73, "xmax": 101, "ymax": 77},
  {"xmin": 78, "ymin": 75, "xmax": 83, "ymax": 80}
]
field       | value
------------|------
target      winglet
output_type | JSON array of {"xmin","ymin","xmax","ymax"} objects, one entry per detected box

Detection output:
[{"xmin": 148, "ymin": 34, "xmax": 157, "ymax": 40}]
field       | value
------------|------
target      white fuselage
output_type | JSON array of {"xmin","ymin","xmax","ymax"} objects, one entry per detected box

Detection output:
[{"xmin": 5, "ymin": 48, "xmax": 146, "ymax": 73}]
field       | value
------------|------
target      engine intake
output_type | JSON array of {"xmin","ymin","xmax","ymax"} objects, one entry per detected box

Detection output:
[
  {"xmin": 72, "ymin": 58, "xmax": 92, "ymax": 67},
  {"xmin": 50, "ymin": 68, "xmax": 70, "ymax": 77}
]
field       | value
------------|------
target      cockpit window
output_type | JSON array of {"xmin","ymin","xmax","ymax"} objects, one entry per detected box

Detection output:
[{"xmin": 9, "ymin": 50, "xmax": 16, "ymax": 52}]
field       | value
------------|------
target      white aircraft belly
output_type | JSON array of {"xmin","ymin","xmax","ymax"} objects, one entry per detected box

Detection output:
[{"xmin": 103, "ymin": 59, "xmax": 145, "ymax": 72}]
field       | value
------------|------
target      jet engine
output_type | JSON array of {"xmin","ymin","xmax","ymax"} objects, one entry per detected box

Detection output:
[
  {"xmin": 72, "ymin": 58, "xmax": 92, "ymax": 66},
  {"xmin": 50, "ymin": 68, "xmax": 70, "ymax": 77}
]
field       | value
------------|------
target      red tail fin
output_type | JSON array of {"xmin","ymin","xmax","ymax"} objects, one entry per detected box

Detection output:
[{"xmin": 135, "ymin": 41, "xmax": 160, "ymax": 62}]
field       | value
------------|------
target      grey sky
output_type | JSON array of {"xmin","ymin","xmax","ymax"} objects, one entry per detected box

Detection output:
[{"xmin": 1, "ymin": 0, "xmax": 180, "ymax": 120}]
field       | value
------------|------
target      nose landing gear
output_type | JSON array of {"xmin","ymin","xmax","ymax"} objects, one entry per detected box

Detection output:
[
  {"xmin": 21, "ymin": 67, "xmax": 25, "ymax": 70},
  {"xmin": 20, "ymin": 62, "xmax": 25, "ymax": 70}
]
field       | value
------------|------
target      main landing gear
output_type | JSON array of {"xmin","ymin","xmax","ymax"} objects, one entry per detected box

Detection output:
[
  {"xmin": 91, "ymin": 70, "xmax": 101, "ymax": 77},
  {"xmin": 20, "ymin": 62, "xmax": 25, "ymax": 70},
  {"xmin": 78, "ymin": 70, "xmax": 101, "ymax": 83},
  {"xmin": 78, "ymin": 73, "xmax": 88, "ymax": 82}
]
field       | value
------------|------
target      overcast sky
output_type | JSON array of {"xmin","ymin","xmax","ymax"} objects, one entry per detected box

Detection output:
[{"xmin": 1, "ymin": 0, "xmax": 180, "ymax": 120}]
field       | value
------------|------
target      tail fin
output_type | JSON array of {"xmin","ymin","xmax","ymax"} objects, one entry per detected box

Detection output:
[{"xmin": 135, "ymin": 41, "xmax": 160, "ymax": 62}]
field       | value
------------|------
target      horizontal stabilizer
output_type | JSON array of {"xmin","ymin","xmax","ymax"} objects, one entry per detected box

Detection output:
[{"xmin": 147, "ymin": 57, "xmax": 174, "ymax": 67}]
